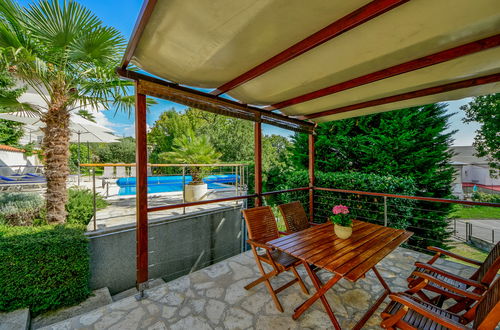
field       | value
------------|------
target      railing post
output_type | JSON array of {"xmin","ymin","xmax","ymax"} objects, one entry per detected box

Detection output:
[
  {"xmin": 182, "ymin": 166, "xmax": 186, "ymax": 214},
  {"xmin": 492, "ymin": 229, "xmax": 495, "ymax": 244},
  {"xmin": 92, "ymin": 168, "xmax": 96, "ymax": 231},
  {"xmin": 135, "ymin": 84, "xmax": 149, "ymax": 298},
  {"xmin": 254, "ymin": 118, "xmax": 262, "ymax": 206},
  {"xmin": 308, "ymin": 133, "xmax": 315, "ymax": 222},
  {"xmin": 383, "ymin": 196, "xmax": 388, "ymax": 227}
]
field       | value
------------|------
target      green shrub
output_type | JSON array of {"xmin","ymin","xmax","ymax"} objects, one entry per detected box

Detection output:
[
  {"xmin": 0, "ymin": 225, "xmax": 90, "ymax": 314},
  {"xmin": 0, "ymin": 193, "xmax": 45, "ymax": 226},
  {"xmin": 66, "ymin": 188, "xmax": 107, "ymax": 225},
  {"xmin": 274, "ymin": 170, "xmax": 418, "ymax": 229},
  {"xmin": 472, "ymin": 192, "xmax": 500, "ymax": 204}
]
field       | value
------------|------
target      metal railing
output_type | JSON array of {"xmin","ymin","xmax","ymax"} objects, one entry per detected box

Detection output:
[{"xmin": 79, "ymin": 163, "xmax": 249, "ymax": 231}]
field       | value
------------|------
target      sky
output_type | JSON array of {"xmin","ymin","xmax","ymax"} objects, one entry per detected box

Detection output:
[{"xmin": 19, "ymin": 0, "xmax": 481, "ymax": 145}]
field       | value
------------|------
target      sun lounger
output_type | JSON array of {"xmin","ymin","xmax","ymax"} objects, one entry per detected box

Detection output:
[
  {"xmin": 115, "ymin": 166, "xmax": 126, "ymax": 178},
  {"xmin": 102, "ymin": 166, "xmax": 114, "ymax": 178}
]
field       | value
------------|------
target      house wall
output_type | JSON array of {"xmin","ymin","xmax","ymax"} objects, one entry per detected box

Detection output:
[
  {"xmin": 86, "ymin": 205, "xmax": 244, "ymax": 294},
  {"xmin": 0, "ymin": 149, "xmax": 41, "ymax": 176}
]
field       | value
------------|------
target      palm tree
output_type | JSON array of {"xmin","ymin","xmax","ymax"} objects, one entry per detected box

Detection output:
[
  {"xmin": 160, "ymin": 130, "xmax": 222, "ymax": 184},
  {"xmin": 76, "ymin": 109, "xmax": 96, "ymax": 123},
  {"xmin": 0, "ymin": 0, "xmax": 136, "ymax": 224}
]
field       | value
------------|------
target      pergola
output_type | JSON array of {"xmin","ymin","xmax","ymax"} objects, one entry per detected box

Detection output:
[{"xmin": 118, "ymin": 0, "xmax": 500, "ymax": 293}]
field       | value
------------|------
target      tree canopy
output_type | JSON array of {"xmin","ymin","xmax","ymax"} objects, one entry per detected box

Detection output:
[
  {"xmin": 461, "ymin": 93, "xmax": 500, "ymax": 178},
  {"xmin": 287, "ymin": 103, "xmax": 456, "ymax": 249}
]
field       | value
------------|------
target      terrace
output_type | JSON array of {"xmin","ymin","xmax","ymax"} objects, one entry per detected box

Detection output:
[
  {"xmin": 2, "ymin": 0, "xmax": 500, "ymax": 329},
  {"xmin": 39, "ymin": 247, "xmax": 477, "ymax": 330},
  {"xmin": 83, "ymin": 0, "xmax": 500, "ymax": 328}
]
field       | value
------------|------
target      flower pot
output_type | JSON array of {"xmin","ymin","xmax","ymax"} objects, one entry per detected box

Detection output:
[
  {"xmin": 184, "ymin": 183, "xmax": 208, "ymax": 202},
  {"xmin": 334, "ymin": 224, "xmax": 353, "ymax": 239}
]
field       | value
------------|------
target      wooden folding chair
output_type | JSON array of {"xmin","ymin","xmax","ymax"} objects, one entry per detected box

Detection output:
[
  {"xmin": 278, "ymin": 201, "xmax": 319, "ymax": 234},
  {"xmin": 381, "ymin": 277, "xmax": 500, "ymax": 329},
  {"xmin": 242, "ymin": 206, "xmax": 309, "ymax": 312},
  {"xmin": 406, "ymin": 242, "xmax": 500, "ymax": 313}
]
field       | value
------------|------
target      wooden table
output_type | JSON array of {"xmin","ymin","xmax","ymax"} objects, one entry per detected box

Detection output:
[{"xmin": 267, "ymin": 220, "xmax": 413, "ymax": 329}]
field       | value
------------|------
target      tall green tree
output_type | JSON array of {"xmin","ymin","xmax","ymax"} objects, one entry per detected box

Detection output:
[
  {"xmin": 0, "ymin": 0, "xmax": 137, "ymax": 223},
  {"xmin": 460, "ymin": 93, "xmax": 500, "ymax": 178},
  {"xmin": 289, "ymin": 104, "xmax": 456, "ymax": 249}
]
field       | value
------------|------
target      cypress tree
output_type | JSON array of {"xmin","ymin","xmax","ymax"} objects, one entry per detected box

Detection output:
[{"xmin": 290, "ymin": 103, "xmax": 456, "ymax": 250}]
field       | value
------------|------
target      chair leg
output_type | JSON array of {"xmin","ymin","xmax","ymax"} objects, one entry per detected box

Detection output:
[
  {"xmin": 291, "ymin": 265, "xmax": 309, "ymax": 295},
  {"xmin": 249, "ymin": 248, "xmax": 284, "ymax": 312}
]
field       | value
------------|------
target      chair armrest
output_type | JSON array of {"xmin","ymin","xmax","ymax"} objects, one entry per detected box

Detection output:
[
  {"xmin": 427, "ymin": 246, "xmax": 482, "ymax": 266},
  {"xmin": 308, "ymin": 222, "xmax": 321, "ymax": 226},
  {"xmin": 247, "ymin": 239, "xmax": 271, "ymax": 250},
  {"xmin": 413, "ymin": 271, "xmax": 483, "ymax": 301},
  {"xmin": 278, "ymin": 231, "xmax": 289, "ymax": 236},
  {"xmin": 389, "ymin": 293, "xmax": 467, "ymax": 330},
  {"xmin": 414, "ymin": 262, "xmax": 485, "ymax": 289}
]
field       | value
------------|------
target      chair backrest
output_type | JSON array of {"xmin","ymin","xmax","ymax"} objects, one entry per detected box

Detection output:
[
  {"xmin": 476, "ymin": 242, "xmax": 500, "ymax": 285},
  {"xmin": 103, "ymin": 166, "xmax": 114, "ymax": 178},
  {"xmin": 474, "ymin": 278, "xmax": 500, "ymax": 329},
  {"xmin": 115, "ymin": 166, "xmax": 126, "ymax": 178},
  {"xmin": 278, "ymin": 201, "xmax": 310, "ymax": 233},
  {"xmin": 242, "ymin": 206, "xmax": 279, "ymax": 243}
]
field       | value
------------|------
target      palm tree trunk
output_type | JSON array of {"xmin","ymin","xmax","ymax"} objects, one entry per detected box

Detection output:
[{"xmin": 41, "ymin": 101, "xmax": 70, "ymax": 224}]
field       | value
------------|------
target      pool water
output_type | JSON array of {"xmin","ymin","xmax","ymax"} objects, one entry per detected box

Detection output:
[
  {"xmin": 118, "ymin": 182, "xmax": 228, "ymax": 195},
  {"xmin": 116, "ymin": 175, "xmax": 238, "ymax": 196}
]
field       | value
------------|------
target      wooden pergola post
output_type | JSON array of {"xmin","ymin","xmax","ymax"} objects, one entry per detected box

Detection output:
[
  {"xmin": 308, "ymin": 133, "xmax": 315, "ymax": 222},
  {"xmin": 135, "ymin": 85, "xmax": 149, "ymax": 296},
  {"xmin": 254, "ymin": 118, "xmax": 262, "ymax": 206}
]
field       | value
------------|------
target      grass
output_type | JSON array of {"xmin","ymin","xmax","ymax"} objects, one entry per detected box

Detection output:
[
  {"xmin": 450, "ymin": 205, "xmax": 500, "ymax": 219},
  {"xmin": 445, "ymin": 242, "xmax": 487, "ymax": 267}
]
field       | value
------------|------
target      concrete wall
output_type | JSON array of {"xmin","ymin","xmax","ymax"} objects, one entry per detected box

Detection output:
[{"xmin": 86, "ymin": 205, "xmax": 244, "ymax": 294}]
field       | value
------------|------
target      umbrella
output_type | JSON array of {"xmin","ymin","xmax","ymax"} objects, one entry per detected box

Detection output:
[{"xmin": 0, "ymin": 110, "xmax": 119, "ymax": 184}]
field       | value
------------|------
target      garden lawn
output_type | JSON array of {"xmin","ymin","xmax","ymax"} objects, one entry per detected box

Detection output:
[
  {"xmin": 446, "ymin": 242, "xmax": 487, "ymax": 267},
  {"xmin": 451, "ymin": 205, "xmax": 500, "ymax": 219}
]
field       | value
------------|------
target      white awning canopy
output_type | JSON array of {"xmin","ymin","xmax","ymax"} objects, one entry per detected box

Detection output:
[{"xmin": 124, "ymin": 0, "xmax": 500, "ymax": 124}]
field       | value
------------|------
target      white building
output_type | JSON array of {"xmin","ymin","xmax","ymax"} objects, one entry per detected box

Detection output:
[{"xmin": 450, "ymin": 146, "xmax": 500, "ymax": 198}]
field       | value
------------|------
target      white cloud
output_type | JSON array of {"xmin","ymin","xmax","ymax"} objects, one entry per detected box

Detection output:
[{"xmin": 122, "ymin": 123, "xmax": 150, "ymax": 138}]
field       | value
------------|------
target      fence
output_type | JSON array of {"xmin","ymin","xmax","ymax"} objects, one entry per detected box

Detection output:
[{"xmin": 79, "ymin": 163, "xmax": 248, "ymax": 231}]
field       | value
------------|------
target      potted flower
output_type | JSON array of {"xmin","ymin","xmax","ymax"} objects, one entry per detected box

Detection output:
[
  {"xmin": 330, "ymin": 205, "xmax": 353, "ymax": 239},
  {"xmin": 160, "ymin": 129, "xmax": 221, "ymax": 202}
]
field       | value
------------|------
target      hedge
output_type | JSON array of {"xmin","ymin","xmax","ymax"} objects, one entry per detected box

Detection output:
[
  {"xmin": 274, "ymin": 170, "xmax": 418, "ymax": 229},
  {"xmin": 0, "ymin": 225, "xmax": 90, "ymax": 314}
]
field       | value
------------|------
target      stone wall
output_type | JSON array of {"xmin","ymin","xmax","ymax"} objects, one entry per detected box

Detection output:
[{"xmin": 86, "ymin": 205, "xmax": 244, "ymax": 294}]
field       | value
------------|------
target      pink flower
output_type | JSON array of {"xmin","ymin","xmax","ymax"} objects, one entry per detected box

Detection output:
[{"xmin": 332, "ymin": 205, "xmax": 349, "ymax": 215}]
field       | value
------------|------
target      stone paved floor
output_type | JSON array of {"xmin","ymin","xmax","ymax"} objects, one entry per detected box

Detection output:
[{"xmin": 40, "ymin": 247, "xmax": 475, "ymax": 330}]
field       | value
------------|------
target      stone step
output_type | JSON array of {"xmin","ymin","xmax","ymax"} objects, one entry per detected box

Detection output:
[
  {"xmin": 111, "ymin": 278, "xmax": 166, "ymax": 302},
  {"xmin": 0, "ymin": 308, "xmax": 30, "ymax": 330},
  {"xmin": 31, "ymin": 288, "xmax": 112, "ymax": 329}
]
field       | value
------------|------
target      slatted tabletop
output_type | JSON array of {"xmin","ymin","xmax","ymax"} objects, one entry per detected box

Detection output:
[{"xmin": 267, "ymin": 220, "xmax": 413, "ymax": 282}]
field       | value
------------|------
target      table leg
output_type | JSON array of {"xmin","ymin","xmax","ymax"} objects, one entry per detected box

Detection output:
[
  {"xmin": 293, "ymin": 261, "xmax": 342, "ymax": 330},
  {"xmin": 352, "ymin": 266, "xmax": 392, "ymax": 330}
]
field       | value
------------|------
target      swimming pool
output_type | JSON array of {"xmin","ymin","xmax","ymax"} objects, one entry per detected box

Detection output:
[{"xmin": 116, "ymin": 174, "xmax": 239, "ymax": 196}]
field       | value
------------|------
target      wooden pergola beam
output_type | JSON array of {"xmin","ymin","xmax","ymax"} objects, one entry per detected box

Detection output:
[
  {"xmin": 269, "ymin": 34, "xmax": 500, "ymax": 110},
  {"xmin": 211, "ymin": 0, "xmax": 410, "ymax": 96},
  {"xmin": 304, "ymin": 72, "xmax": 500, "ymax": 119},
  {"xmin": 121, "ymin": 0, "xmax": 158, "ymax": 69},
  {"xmin": 116, "ymin": 68, "xmax": 315, "ymax": 134}
]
